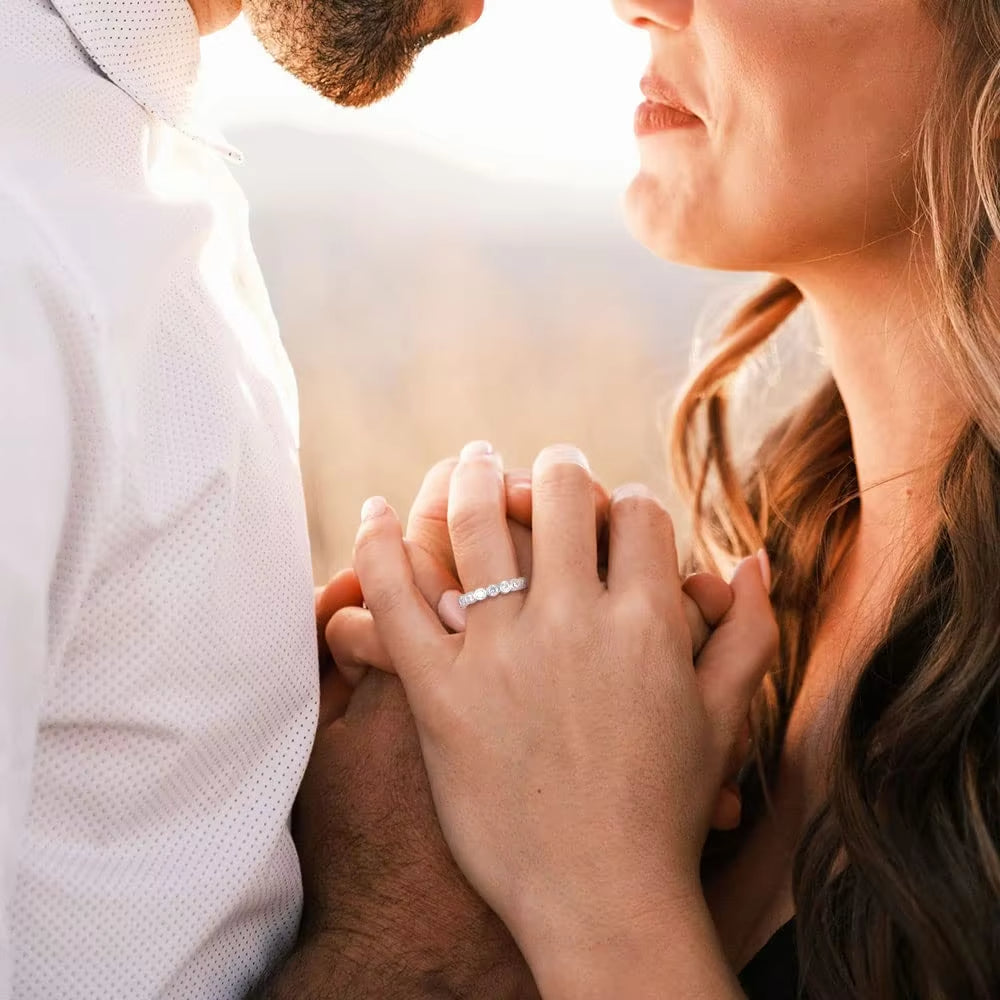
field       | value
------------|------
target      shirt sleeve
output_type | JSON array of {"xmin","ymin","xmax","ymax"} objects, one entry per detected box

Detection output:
[{"xmin": 0, "ymin": 184, "xmax": 79, "ymax": 991}]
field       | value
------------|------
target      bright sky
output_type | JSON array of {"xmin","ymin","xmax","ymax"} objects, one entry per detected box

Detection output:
[{"xmin": 199, "ymin": 0, "xmax": 648, "ymax": 188}]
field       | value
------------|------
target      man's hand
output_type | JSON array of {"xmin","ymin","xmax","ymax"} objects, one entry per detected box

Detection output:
[{"xmin": 256, "ymin": 668, "xmax": 539, "ymax": 999}]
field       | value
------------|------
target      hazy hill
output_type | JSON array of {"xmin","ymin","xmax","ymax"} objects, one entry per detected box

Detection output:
[
  {"xmin": 230, "ymin": 125, "xmax": 742, "ymax": 368},
  {"xmin": 227, "ymin": 125, "xmax": 777, "ymax": 573}
]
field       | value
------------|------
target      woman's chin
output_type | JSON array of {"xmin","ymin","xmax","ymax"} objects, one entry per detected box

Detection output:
[
  {"xmin": 624, "ymin": 173, "xmax": 756, "ymax": 273},
  {"xmin": 624, "ymin": 174, "xmax": 709, "ymax": 269}
]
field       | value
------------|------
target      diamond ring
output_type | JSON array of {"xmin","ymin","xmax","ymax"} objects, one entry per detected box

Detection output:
[{"xmin": 457, "ymin": 576, "xmax": 528, "ymax": 610}]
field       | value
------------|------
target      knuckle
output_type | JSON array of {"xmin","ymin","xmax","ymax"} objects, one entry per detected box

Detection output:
[
  {"xmin": 417, "ymin": 676, "xmax": 464, "ymax": 742},
  {"xmin": 534, "ymin": 445, "xmax": 592, "ymax": 492},
  {"xmin": 615, "ymin": 585, "xmax": 659, "ymax": 623},
  {"xmin": 538, "ymin": 462, "xmax": 591, "ymax": 499},
  {"xmin": 615, "ymin": 488, "xmax": 672, "ymax": 531},
  {"xmin": 361, "ymin": 578, "xmax": 405, "ymax": 618},
  {"xmin": 447, "ymin": 496, "xmax": 499, "ymax": 547},
  {"xmin": 543, "ymin": 590, "xmax": 580, "ymax": 631},
  {"xmin": 616, "ymin": 594, "xmax": 671, "ymax": 651},
  {"xmin": 353, "ymin": 519, "xmax": 392, "ymax": 563}
]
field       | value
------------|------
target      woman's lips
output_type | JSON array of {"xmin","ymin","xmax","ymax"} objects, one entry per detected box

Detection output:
[
  {"xmin": 635, "ymin": 76, "xmax": 702, "ymax": 137},
  {"xmin": 634, "ymin": 99, "xmax": 701, "ymax": 136}
]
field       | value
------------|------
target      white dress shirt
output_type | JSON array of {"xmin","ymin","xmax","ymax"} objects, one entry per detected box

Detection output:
[{"xmin": 0, "ymin": 1, "xmax": 320, "ymax": 996}]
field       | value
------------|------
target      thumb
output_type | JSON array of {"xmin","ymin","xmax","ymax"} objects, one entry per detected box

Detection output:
[
  {"xmin": 315, "ymin": 567, "xmax": 365, "ymax": 635},
  {"xmin": 696, "ymin": 551, "xmax": 778, "ymax": 747}
]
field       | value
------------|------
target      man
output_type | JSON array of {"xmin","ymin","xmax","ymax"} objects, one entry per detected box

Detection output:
[{"xmin": 0, "ymin": 0, "xmax": 533, "ymax": 996}]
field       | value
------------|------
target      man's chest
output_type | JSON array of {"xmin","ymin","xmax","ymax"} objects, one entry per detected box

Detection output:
[{"xmin": 11, "ymin": 199, "xmax": 320, "ymax": 998}]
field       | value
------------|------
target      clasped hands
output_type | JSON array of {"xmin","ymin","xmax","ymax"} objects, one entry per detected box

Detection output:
[{"xmin": 310, "ymin": 442, "xmax": 777, "ymax": 997}]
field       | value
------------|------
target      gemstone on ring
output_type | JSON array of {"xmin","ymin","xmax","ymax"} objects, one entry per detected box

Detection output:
[{"xmin": 457, "ymin": 576, "xmax": 528, "ymax": 610}]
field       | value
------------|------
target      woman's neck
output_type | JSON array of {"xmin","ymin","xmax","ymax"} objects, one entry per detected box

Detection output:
[{"xmin": 791, "ymin": 234, "xmax": 966, "ymax": 554}]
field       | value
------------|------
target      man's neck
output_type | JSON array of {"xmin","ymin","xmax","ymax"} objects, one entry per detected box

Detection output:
[{"xmin": 187, "ymin": 0, "xmax": 241, "ymax": 35}]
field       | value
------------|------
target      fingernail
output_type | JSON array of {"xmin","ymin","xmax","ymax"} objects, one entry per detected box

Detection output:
[
  {"xmin": 506, "ymin": 470, "xmax": 531, "ymax": 488},
  {"xmin": 756, "ymin": 548, "xmax": 772, "ymax": 593},
  {"xmin": 537, "ymin": 444, "xmax": 590, "ymax": 470},
  {"xmin": 438, "ymin": 590, "xmax": 468, "ymax": 632},
  {"xmin": 611, "ymin": 482, "xmax": 656, "ymax": 503},
  {"xmin": 729, "ymin": 555, "xmax": 754, "ymax": 584},
  {"xmin": 460, "ymin": 440, "xmax": 494, "ymax": 460},
  {"xmin": 360, "ymin": 496, "xmax": 388, "ymax": 522}
]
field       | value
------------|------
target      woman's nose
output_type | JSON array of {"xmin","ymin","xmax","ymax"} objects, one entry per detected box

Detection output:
[{"xmin": 611, "ymin": 0, "xmax": 692, "ymax": 30}]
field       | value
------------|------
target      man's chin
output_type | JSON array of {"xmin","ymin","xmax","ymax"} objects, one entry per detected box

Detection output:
[
  {"xmin": 337, "ymin": 16, "xmax": 462, "ymax": 107},
  {"xmin": 243, "ymin": 0, "xmax": 479, "ymax": 108},
  {"xmin": 334, "ymin": 61, "xmax": 417, "ymax": 108}
]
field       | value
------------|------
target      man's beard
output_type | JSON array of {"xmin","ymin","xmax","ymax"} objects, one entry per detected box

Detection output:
[{"xmin": 243, "ymin": 0, "xmax": 458, "ymax": 107}]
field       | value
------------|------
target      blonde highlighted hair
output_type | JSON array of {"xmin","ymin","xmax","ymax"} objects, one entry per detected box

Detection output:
[{"xmin": 671, "ymin": 3, "xmax": 1000, "ymax": 996}]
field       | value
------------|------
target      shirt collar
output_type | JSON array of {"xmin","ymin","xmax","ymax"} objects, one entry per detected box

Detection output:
[{"xmin": 51, "ymin": 0, "xmax": 242, "ymax": 162}]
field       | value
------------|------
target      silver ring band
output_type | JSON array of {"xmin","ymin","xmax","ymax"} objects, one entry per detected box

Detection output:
[{"xmin": 458, "ymin": 576, "xmax": 528, "ymax": 610}]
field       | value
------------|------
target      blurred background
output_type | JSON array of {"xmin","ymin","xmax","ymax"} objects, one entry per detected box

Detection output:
[{"xmin": 200, "ymin": 1, "xmax": 775, "ymax": 580}]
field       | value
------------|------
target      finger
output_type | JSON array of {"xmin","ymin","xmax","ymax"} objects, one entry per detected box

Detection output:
[
  {"xmin": 529, "ymin": 444, "xmax": 600, "ymax": 592},
  {"xmin": 697, "ymin": 553, "xmax": 779, "ymax": 746},
  {"xmin": 504, "ymin": 469, "xmax": 533, "ymax": 526},
  {"xmin": 509, "ymin": 519, "xmax": 533, "ymax": 580},
  {"xmin": 682, "ymin": 573, "xmax": 735, "ymax": 658},
  {"xmin": 605, "ymin": 482, "xmax": 682, "ymax": 617},
  {"xmin": 709, "ymin": 783, "xmax": 742, "ymax": 832},
  {"xmin": 405, "ymin": 537, "xmax": 462, "ymax": 617},
  {"xmin": 448, "ymin": 441, "xmax": 520, "ymax": 615},
  {"xmin": 681, "ymin": 593, "xmax": 710, "ymax": 659},
  {"xmin": 317, "ymin": 668, "xmax": 354, "ymax": 728},
  {"xmin": 316, "ymin": 568, "xmax": 366, "ymax": 675},
  {"xmin": 326, "ymin": 606, "xmax": 392, "ymax": 680},
  {"xmin": 315, "ymin": 568, "xmax": 365, "ymax": 636},
  {"xmin": 505, "ymin": 469, "xmax": 612, "ymax": 537},
  {"xmin": 682, "ymin": 573, "xmax": 735, "ymax": 628},
  {"xmin": 354, "ymin": 496, "xmax": 453, "ymax": 695},
  {"xmin": 406, "ymin": 457, "xmax": 460, "ymax": 579},
  {"xmin": 437, "ymin": 589, "xmax": 466, "ymax": 632},
  {"xmin": 724, "ymin": 719, "xmax": 753, "ymax": 780}
]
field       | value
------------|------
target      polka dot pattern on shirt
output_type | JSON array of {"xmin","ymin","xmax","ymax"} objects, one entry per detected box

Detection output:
[{"xmin": 1, "ymin": 1, "xmax": 319, "ymax": 996}]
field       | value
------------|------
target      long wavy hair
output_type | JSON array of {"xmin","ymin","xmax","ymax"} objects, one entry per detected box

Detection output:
[{"xmin": 673, "ymin": 3, "xmax": 1000, "ymax": 997}]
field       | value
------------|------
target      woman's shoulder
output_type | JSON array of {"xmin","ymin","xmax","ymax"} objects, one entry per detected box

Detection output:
[{"xmin": 738, "ymin": 919, "xmax": 802, "ymax": 1000}]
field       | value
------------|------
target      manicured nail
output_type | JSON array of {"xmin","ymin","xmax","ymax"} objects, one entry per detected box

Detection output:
[
  {"xmin": 756, "ymin": 548, "xmax": 772, "ymax": 593},
  {"xmin": 460, "ymin": 440, "xmax": 494, "ymax": 460},
  {"xmin": 612, "ymin": 482, "xmax": 656, "ymax": 503},
  {"xmin": 360, "ymin": 496, "xmax": 388, "ymax": 522},
  {"xmin": 537, "ymin": 444, "xmax": 590, "ymax": 470}
]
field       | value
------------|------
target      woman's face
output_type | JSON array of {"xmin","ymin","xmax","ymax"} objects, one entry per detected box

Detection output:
[{"xmin": 613, "ymin": 0, "xmax": 944, "ymax": 273}]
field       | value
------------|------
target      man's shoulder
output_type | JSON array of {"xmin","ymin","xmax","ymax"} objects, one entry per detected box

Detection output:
[
  {"xmin": 0, "ymin": 0, "xmax": 228, "ymax": 289},
  {"xmin": 0, "ymin": 0, "xmax": 152, "ymax": 186}
]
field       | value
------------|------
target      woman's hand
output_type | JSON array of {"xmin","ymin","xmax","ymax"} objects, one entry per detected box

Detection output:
[
  {"xmin": 322, "ymin": 449, "xmax": 746, "ymax": 830},
  {"xmin": 351, "ymin": 443, "xmax": 776, "ymax": 994}
]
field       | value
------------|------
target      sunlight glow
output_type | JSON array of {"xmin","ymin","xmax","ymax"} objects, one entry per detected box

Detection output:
[{"xmin": 199, "ymin": 0, "xmax": 648, "ymax": 187}]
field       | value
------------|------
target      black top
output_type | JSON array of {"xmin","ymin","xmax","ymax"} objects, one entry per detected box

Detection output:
[{"xmin": 738, "ymin": 920, "xmax": 801, "ymax": 999}]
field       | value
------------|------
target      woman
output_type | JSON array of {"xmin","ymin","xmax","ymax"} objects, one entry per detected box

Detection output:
[{"xmin": 331, "ymin": 0, "xmax": 1000, "ymax": 995}]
